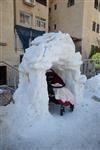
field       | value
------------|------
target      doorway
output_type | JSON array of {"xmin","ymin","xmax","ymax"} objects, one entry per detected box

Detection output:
[{"xmin": 0, "ymin": 66, "xmax": 7, "ymax": 85}]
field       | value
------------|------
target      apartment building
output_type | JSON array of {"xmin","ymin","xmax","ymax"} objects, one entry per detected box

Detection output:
[
  {"xmin": 0, "ymin": 0, "xmax": 48, "ymax": 85},
  {"xmin": 0, "ymin": 0, "xmax": 16, "ymax": 65},
  {"xmin": 15, "ymin": 0, "xmax": 49, "ymax": 57},
  {"xmin": 49, "ymin": 0, "xmax": 100, "ymax": 58},
  {"xmin": 0, "ymin": 0, "xmax": 48, "ymax": 65}
]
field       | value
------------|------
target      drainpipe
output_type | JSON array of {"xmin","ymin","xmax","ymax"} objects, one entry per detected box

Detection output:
[
  {"xmin": 13, "ymin": 0, "xmax": 16, "ymax": 27},
  {"xmin": 13, "ymin": 0, "xmax": 17, "ymax": 52}
]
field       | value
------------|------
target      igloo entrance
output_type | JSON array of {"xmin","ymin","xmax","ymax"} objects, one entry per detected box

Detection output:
[
  {"xmin": 14, "ymin": 32, "xmax": 85, "ymax": 118},
  {"xmin": 45, "ymin": 67, "xmax": 75, "ymax": 115}
]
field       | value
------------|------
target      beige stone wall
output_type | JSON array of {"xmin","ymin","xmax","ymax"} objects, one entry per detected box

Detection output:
[
  {"xmin": 49, "ymin": 0, "xmax": 84, "ymax": 39},
  {"xmin": 0, "ymin": 0, "xmax": 19, "ymax": 65},
  {"xmin": 49, "ymin": 0, "xmax": 100, "ymax": 59},
  {"xmin": 0, "ymin": 0, "xmax": 49, "ymax": 66},
  {"xmin": 82, "ymin": 0, "xmax": 100, "ymax": 58}
]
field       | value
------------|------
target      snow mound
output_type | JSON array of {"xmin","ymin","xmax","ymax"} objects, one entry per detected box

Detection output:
[
  {"xmin": 86, "ymin": 74, "xmax": 100, "ymax": 96},
  {"xmin": 13, "ymin": 32, "xmax": 87, "ymax": 118},
  {"xmin": 0, "ymin": 33, "xmax": 91, "ymax": 149},
  {"xmin": 0, "ymin": 32, "xmax": 86, "ymax": 134},
  {"xmin": 13, "ymin": 32, "xmax": 85, "ymax": 119}
]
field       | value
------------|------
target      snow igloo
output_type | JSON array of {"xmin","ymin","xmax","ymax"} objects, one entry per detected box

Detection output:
[{"xmin": 14, "ymin": 32, "xmax": 85, "ymax": 117}]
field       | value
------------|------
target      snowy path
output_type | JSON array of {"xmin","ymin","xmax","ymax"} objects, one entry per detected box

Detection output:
[{"xmin": 0, "ymin": 90, "xmax": 100, "ymax": 150}]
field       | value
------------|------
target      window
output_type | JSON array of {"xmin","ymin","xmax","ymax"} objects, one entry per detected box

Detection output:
[
  {"xmin": 24, "ymin": 0, "xmax": 35, "ymax": 6},
  {"xmin": 36, "ymin": 0, "xmax": 47, "ymax": 6},
  {"xmin": 20, "ymin": 11, "xmax": 32, "ymax": 26},
  {"xmin": 91, "ymin": 45, "xmax": 95, "ymax": 51},
  {"xmin": 99, "ymin": 2, "xmax": 100, "ymax": 11},
  {"xmin": 92, "ymin": 22, "xmax": 100, "ymax": 33},
  {"xmin": 54, "ymin": 4, "xmax": 57, "ymax": 10},
  {"xmin": 91, "ymin": 45, "xmax": 99, "ymax": 52},
  {"xmin": 49, "ymin": 26, "xmax": 50, "ymax": 31},
  {"xmin": 67, "ymin": 0, "xmax": 75, "ymax": 7},
  {"xmin": 94, "ymin": 0, "xmax": 98, "ymax": 9},
  {"xmin": 92, "ymin": 21, "xmax": 96, "ymax": 31},
  {"xmin": 90, "ymin": 45, "xmax": 99, "ymax": 57},
  {"xmin": 35, "ymin": 16, "xmax": 46, "ymax": 29},
  {"xmin": 54, "ymin": 24, "xmax": 56, "ymax": 30},
  {"xmin": 97, "ymin": 24, "xmax": 99, "ymax": 33},
  {"xmin": 49, "ymin": 7, "xmax": 51, "ymax": 13},
  {"xmin": 0, "ymin": 42, "xmax": 7, "ymax": 46}
]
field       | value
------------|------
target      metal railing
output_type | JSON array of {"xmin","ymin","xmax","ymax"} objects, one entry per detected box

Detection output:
[{"xmin": 81, "ymin": 58, "xmax": 100, "ymax": 78}]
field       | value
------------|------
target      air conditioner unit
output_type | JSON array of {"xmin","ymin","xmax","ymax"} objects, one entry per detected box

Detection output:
[{"xmin": 24, "ymin": 0, "xmax": 35, "ymax": 6}]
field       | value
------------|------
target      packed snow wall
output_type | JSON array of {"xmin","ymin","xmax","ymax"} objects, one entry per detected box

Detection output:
[{"xmin": 14, "ymin": 32, "xmax": 86, "ymax": 117}]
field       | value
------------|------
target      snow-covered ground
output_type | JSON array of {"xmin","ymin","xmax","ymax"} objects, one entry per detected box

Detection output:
[
  {"xmin": 0, "ymin": 32, "xmax": 100, "ymax": 150},
  {"xmin": 0, "ymin": 75, "xmax": 100, "ymax": 150}
]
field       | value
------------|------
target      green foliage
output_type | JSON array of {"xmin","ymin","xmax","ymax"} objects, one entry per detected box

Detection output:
[
  {"xmin": 91, "ymin": 53, "xmax": 100, "ymax": 69},
  {"xmin": 92, "ymin": 53, "xmax": 100, "ymax": 59},
  {"xmin": 89, "ymin": 47, "xmax": 100, "ymax": 58}
]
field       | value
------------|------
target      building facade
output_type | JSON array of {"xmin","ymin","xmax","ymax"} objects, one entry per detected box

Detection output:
[
  {"xmin": 0, "ymin": 0, "xmax": 16, "ymax": 65},
  {"xmin": 0, "ymin": 0, "xmax": 49, "ymax": 66},
  {"xmin": 49, "ymin": 0, "xmax": 100, "ymax": 58}
]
